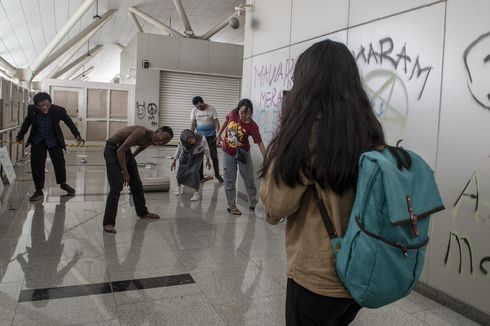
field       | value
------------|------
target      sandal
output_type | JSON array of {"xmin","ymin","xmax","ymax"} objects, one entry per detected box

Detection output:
[
  {"xmin": 104, "ymin": 225, "xmax": 117, "ymax": 233},
  {"xmin": 227, "ymin": 207, "xmax": 242, "ymax": 216}
]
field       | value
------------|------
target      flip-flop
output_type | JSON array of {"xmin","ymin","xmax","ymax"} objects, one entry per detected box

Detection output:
[
  {"xmin": 103, "ymin": 225, "xmax": 117, "ymax": 233},
  {"xmin": 201, "ymin": 176, "xmax": 214, "ymax": 182},
  {"xmin": 227, "ymin": 207, "xmax": 242, "ymax": 215}
]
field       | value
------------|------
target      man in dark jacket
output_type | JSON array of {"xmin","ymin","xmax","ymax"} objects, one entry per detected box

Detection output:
[{"xmin": 16, "ymin": 92, "xmax": 85, "ymax": 201}]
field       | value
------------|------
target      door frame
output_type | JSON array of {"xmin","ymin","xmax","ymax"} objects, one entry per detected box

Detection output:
[{"xmin": 49, "ymin": 86, "xmax": 86, "ymax": 139}]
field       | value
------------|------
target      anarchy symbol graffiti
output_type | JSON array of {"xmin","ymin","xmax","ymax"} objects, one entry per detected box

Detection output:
[{"xmin": 363, "ymin": 69, "xmax": 409, "ymax": 143}]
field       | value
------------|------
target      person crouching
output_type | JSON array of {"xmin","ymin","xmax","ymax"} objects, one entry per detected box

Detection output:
[{"xmin": 171, "ymin": 129, "xmax": 211, "ymax": 201}]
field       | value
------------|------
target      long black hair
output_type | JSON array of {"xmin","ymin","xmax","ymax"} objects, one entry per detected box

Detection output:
[
  {"xmin": 260, "ymin": 39, "xmax": 385, "ymax": 195},
  {"xmin": 233, "ymin": 98, "xmax": 253, "ymax": 114}
]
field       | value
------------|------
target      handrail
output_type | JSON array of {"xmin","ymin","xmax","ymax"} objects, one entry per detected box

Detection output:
[{"xmin": 0, "ymin": 125, "xmax": 21, "ymax": 134}]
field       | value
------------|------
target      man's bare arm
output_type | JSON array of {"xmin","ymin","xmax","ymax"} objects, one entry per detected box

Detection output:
[
  {"xmin": 191, "ymin": 119, "xmax": 197, "ymax": 132},
  {"xmin": 133, "ymin": 146, "xmax": 147, "ymax": 157}
]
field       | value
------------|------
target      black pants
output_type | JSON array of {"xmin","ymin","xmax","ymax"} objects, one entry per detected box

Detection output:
[
  {"xmin": 30, "ymin": 141, "xmax": 66, "ymax": 190},
  {"xmin": 199, "ymin": 135, "xmax": 220, "ymax": 178},
  {"xmin": 103, "ymin": 143, "xmax": 148, "ymax": 226},
  {"xmin": 286, "ymin": 279, "xmax": 362, "ymax": 326}
]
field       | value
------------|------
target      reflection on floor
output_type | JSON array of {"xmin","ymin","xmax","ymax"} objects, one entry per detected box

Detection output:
[{"xmin": 0, "ymin": 147, "xmax": 481, "ymax": 325}]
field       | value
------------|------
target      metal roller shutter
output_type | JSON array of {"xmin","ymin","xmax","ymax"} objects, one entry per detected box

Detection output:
[{"xmin": 159, "ymin": 71, "xmax": 240, "ymax": 144}]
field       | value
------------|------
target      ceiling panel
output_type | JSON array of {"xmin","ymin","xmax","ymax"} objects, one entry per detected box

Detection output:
[{"xmin": 0, "ymin": 0, "xmax": 245, "ymax": 82}]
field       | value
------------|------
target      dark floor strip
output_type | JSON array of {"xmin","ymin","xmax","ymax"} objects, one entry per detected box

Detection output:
[
  {"xmin": 111, "ymin": 274, "xmax": 195, "ymax": 292},
  {"xmin": 18, "ymin": 283, "xmax": 112, "ymax": 302},
  {"xmin": 78, "ymin": 193, "xmax": 130, "ymax": 197},
  {"xmin": 18, "ymin": 273, "xmax": 195, "ymax": 302}
]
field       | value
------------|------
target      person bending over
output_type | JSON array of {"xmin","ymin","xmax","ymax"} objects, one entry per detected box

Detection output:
[
  {"xmin": 171, "ymin": 129, "xmax": 211, "ymax": 201},
  {"xmin": 103, "ymin": 125, "xmax": 173, "ymax": 233}
]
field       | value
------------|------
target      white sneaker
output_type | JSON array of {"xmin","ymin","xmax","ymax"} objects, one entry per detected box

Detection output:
[
  {"xmin": 190, "ymin": 192, "xmax": 201, "ymax": 201},
  {"xmin": 174, "ymin": 185, "xmax": 183, "ymax": 195}
]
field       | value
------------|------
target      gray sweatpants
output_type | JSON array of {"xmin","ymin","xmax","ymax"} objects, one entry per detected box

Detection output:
[{"xmin": 222, "ymin": 150, "xmax": 258, "ymax": 209}]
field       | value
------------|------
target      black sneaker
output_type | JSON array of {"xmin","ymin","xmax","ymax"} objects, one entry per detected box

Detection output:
[
  {"xmin": 29, "ymin": 190, "xmax": 44, "ymax": 201},
  {"xmin": 60, "ymin": 183, "xmax": 76, "ymax": 195},
  {"xmin": 216, "ymin": 175, "xmax": 224, "ymax": 183}
]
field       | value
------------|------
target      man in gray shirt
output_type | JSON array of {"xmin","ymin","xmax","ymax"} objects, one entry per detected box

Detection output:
[{"xmin": 190, "ymin": 96, "xmax": 223, "ymax": 183}]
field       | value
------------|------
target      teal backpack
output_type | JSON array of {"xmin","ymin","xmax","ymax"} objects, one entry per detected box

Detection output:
[{"xmin": 310, "ymin": 146, "xmax": 444, "ymax": 308}]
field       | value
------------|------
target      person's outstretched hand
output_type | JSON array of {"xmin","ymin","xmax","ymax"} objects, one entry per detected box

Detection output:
[{"xmin": 76, "ymin": 135, "xmax": 85, "ymax": 145}]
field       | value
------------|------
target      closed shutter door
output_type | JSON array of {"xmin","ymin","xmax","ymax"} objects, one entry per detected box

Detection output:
[{"xmin": 159, "ymin": 71, "xmax": 240, "ymax": 144}]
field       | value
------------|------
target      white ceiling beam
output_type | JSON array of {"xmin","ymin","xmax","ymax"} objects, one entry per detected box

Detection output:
[
  {"xmin": 27, "ymin": 0, "xmax": 97, "ymax": 80},
  {"xmin": 0, "ymin": 56, "xmax": 17, "ymax": 77},
  {"xmin": 128, "ymin": 12, "xmax": 143, "ymax": 33},
  {"xmin": 44, "ymin": 19, "xmax": 109, "ymax": 80},
  {"xmin": 172, "ymin": 0, "xmax": 194, "ymax": 37},
  {"xmin": 34, "ymin": 9, "xmax": 117, "ymax": 76},
  {"xmin": 52, "ymin": 45, "xmax": 103, "ymax": 79},
  {"xmin": 128, "ymin": 7, "xmax": 185, "ymax": 38},
  {"xmin": 201, "ymin": 13, "xmax": 237, "ymax": 40},
  {"xmin": 71, "ymin": 66, "xmax": 95, "ymax": 80}
]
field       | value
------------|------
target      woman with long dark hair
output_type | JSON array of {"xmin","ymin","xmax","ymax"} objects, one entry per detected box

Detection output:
[
  {"xmin": 216, "ymin": 98, "xmax": 266, "ymax": 215},
  {"xmin": 260, "ymin": 39, "xmax": 385, "ymax": 325}
]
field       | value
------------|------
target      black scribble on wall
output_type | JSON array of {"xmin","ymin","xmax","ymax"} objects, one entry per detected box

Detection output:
[
  {"xmin": 136, "ymin": 101, "xmax": 146, "ymax": 120},
  {"xmin": 452, "ymin": 170, "xmax": 490, "ymax": 221},
  {"xmin": 463, "ymin": 31, "xmax": 490, "ymax": 110},
  {"xmin": 480, "ymin": 257, "xmax": 490, "ymax": 275},
  {"xmin": 453, "ymin": 171, "xmax": 479, "ymax": 214},
  {"xmin": 444, "ymin": 231, "xmax": 473, "ymax": 274},
  {"xmin": 353, "ymin": 37, "xmax": 433, "ymax": 100},
  {"xmin": 147, "ymin": 103, "xmax": 158, "ymax": 127}
]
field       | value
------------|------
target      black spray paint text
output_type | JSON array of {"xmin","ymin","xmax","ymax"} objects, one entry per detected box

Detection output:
[{"xmin": 353, "ymin": 37, "xmax": 433, "ymax": 100}]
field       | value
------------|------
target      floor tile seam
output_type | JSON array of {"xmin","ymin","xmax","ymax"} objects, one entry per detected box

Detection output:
[
  {"xmin": 235, "ymin": 248, "xmax": 277, "ymax": 262},
  {"xmin": 214, "ymin": 293, "xmax": 286, "ymax": 308},
  {"xmin": 403, "ymin": 311, "xmax": 430, "ymax": 325},
  {"xmin": 400, "ymin": 304, "xmax": 441, "ymax": 316},
  {"xmin": 205, "ymin": 292, "xmax": 228, "ymax": 326},
  {"xmin": 113, "ymin": 291, "xmax": 209, "ymax": 309},
  {"xmin": 232, "ymin": 253, "xmax": 287, "ymax": 290},
  {"xmin": 112, "ymin": 287, "xmax": 203, "ymax": 307},
  {"xmin": 186, "ymin": 274, "xmax": 229, "ymax": 324}
]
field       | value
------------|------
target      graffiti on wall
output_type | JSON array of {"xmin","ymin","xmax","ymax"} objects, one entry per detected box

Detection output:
[
  {"xmin": 147, "ymin": 103, "xmax": 158, "ymax": 127},
  {"xmin": 452, "ymin": 171, "xmax": 490, "ymax": 221},
  {"xmin": 352, "ymin": 37, "xmax": 434, "ymax": 141},
  {"xmin": 463, "ymin": 31, "xmax": 490, "ymax": 110},
  {"xmin": 135, "ymin": 101, "xmax": 159, "ymax": 127},
  {"xmin": 444, "ymin": 231, "xmax": 490, "ymax": 276},
  {"xmin": 252, "ymin": 58, "xmax": 295, "ymax": 143}
]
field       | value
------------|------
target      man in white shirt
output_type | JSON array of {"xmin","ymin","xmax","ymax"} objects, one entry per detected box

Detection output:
[{"xmin": 190, "ymin": 96, "xmax": 223, "ymax": 182}]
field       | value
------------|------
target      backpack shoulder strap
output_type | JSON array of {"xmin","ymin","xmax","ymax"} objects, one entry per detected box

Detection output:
[{"xmin": 308, "ymin": 185, "xmax": 338, "ymax": 239}]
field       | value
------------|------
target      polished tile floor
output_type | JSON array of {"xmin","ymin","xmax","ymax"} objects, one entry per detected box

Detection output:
[{"xmin": 0, "ymin": 146, "xmax": 482, "ymax": 326}]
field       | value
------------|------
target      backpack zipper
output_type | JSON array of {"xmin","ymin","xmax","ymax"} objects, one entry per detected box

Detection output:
[{"xmin": 355, "ymin": 217, "xmax": 429, "ymax": 257}]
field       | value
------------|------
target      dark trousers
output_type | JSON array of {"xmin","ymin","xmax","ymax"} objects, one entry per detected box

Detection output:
[
  {"xmin": 286, "ymin": 279, "xmax": 362, "ymax": 326},
  {"xmin": 103, "ymin": 144, "xmax": 148, "ymax": 226},
  {"xmin": 30, "ymin": 141, "xmax": 66, "ymax": 190},
  {"xmin": 199, "ymin": 135, "xmax": 220, "ymax": 178}
]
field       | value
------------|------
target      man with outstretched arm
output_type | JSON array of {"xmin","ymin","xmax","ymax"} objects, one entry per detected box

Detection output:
[
  {"xmin": 103, "ymin": 125, "xmax": 173, "ymax": 233},
  {"xmin": 16, "ymin": 92, "xmax": 85, "ymax": 201}
]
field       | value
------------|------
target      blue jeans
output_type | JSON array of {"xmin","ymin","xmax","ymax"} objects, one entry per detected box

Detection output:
[{"xmin": 222, "ymin": 150, "xmax": 257, "ymax": 208}]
